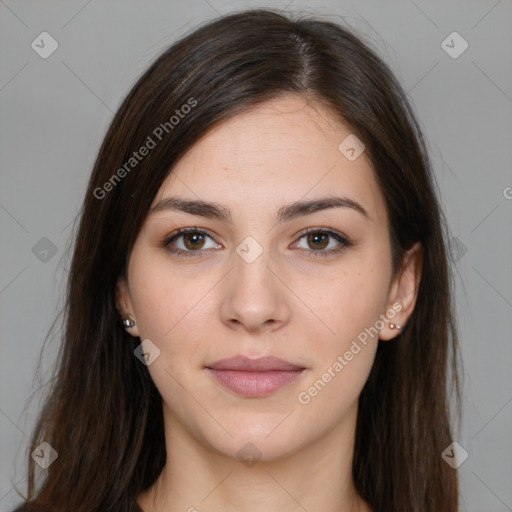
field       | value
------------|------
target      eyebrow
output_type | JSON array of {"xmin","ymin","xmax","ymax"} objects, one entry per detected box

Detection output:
[{"xmin": 149, "ymin": 195, "xmax": 369, "ymax": 223}]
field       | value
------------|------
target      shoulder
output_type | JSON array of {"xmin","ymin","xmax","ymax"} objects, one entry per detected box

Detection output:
[{"xmin": 10, "ymin": 503, "xmax": 143, "ymax": 512}]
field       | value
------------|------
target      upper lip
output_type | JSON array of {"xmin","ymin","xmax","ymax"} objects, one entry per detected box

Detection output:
[{"xmin": 205, "ymin": 355, "xmax": 305, "ymax": 372}]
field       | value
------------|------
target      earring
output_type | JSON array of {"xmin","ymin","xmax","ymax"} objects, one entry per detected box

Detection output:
[
  {"xmin": 122, "ymin": 317, "xmax": 136, "ymax": 328},
  {"xmin": 389, "ymin": 323, "xmax": 402, "ymax": 330}
]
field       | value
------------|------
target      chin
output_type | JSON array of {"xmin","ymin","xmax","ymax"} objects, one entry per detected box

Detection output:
[
  {"xmin": 201, "ymin": 416, "xmax": 308, "ymax": 463},
  {"xmin": 219, "ymin": 434, "xmax": 304, "ymax": 464}
]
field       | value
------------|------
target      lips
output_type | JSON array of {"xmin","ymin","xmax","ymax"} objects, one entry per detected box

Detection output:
[
  {"xmin": 206, "ymin": 355, "xmax": 305, "ymax": 372},
  {"xmin": 205, "ymin": 356, "xmax": 306, "ymax": 397}
]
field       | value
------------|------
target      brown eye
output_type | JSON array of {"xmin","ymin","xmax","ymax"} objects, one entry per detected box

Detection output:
[
  {"xmin": 293, "ymin": 228, "xmax": 352, "ymax": 258},
  {"xmin": 163, "ymin": 228, "xmax": 221, "ymax": 258},
  {"xmin": 182, "ymin": 232, "xmax": 206, "ymax": 250},
  {"xmin": 306, "ymin": 232, "xmax": 329, "ymax": 250}
]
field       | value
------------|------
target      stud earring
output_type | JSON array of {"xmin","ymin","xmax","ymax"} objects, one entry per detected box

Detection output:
[
  {"xmin": 122, "ymin": 317, "xmax": 136, "ymax": 328},
  {"xmin": 389, "ymin": 323, "xmax": 402, "ymax": 330}
]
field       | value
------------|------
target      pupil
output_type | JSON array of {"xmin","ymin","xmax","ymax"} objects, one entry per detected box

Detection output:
[
  {"xmin": 309, "ymin": 233, "xmax": 327, "ymax": 250},
  {"xmin": 185, "ymin": 233, "xmax": 204, "ymax": 249}
]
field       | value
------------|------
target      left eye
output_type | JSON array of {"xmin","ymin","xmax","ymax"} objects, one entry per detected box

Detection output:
[{"xmin": 292, "ymin": 229, "xmax": 351, "ymax": 257}]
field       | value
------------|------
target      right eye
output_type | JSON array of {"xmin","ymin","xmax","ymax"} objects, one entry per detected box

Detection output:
[{"xmin": 163, "ymin": 227, "xmax": 222, "ymax": 257}]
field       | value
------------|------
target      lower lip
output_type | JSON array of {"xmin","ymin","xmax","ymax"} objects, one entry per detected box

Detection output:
[{"xmin": 206, "ymin": 368, "xmax": 305, "ymax": 397}]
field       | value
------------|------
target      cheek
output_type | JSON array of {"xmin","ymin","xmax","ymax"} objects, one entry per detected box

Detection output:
[
  {"xmin": 293, "ymin": 250, "xmax": 391, "ymax": 409},
  {"xmin": 302, "ymin": 261, "xmax": 390, "ymax": 352},
  {"xmin": 128, "ymin": 251, "xmax": 210, "ymax": 344},
  {"xmin": 128, "ymin": 254, "xmax": 214, "ymax": 409},
  {"xmin": 293, "ymin": 268, "xmax": 387, "ymax": 425}
]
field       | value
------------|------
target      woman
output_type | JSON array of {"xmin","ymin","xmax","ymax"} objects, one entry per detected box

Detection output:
[{"xmin": 13, "ymin": 8, "xmax": 461, "ymax": 512}]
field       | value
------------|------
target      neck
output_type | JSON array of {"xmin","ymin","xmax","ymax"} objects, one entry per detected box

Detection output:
[{"xmin": 137, "ymin": 402, "xmax": 372, "ymax": 512}]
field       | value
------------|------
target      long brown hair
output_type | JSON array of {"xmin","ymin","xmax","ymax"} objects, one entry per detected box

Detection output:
[{"xmin": 15, "ymin": 8, "xmax": 462, "ymax": 511}]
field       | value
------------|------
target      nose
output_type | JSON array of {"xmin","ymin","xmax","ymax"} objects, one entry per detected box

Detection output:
[{"xmin": 219, "ymin": 243, "xmax": 292, "ymax": 334}]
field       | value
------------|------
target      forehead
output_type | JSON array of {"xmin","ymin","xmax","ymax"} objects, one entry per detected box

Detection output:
[{"xmin": 152, "ymin": 95, "xmax": 387, "ymax": 225}]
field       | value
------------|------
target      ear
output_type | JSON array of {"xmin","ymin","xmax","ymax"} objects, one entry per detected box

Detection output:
[
  {"xmin": 379, "ymin": 242, "xmax": 422, "ymax": 341},
  {"xmin": 115, "ymin": 275, "xmax": 140, "ymax": 338}
]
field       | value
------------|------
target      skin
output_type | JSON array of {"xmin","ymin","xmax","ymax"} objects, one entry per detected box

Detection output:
[{"xmin": 116, "ymin": 94, "xmax": 422, "ymax": 512}]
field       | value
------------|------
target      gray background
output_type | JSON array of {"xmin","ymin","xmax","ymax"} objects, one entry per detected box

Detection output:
[{"xmin": 1, "ymin": 1, "xmax": 511, "ymax": 511}]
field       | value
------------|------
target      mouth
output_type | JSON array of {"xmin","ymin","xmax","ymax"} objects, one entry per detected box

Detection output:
[{"xmin": 205, "ymin": 355, "xmax": 307, "ymax": 397}]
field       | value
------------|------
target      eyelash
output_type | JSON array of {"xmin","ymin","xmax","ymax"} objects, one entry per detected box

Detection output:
[{"xmin": 162, "ymin": 226, "xmax": 352, "ymax": 259}]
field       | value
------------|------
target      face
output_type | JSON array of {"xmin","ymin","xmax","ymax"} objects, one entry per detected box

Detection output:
[{"xmin": 117, "ymin": 95, "xmax": 419, "ymax": 462}]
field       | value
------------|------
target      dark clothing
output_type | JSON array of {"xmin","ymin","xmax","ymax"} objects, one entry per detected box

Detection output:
[{"xmin": 11, "ymin": 502, "xmax": 144, "ymax": 512}]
